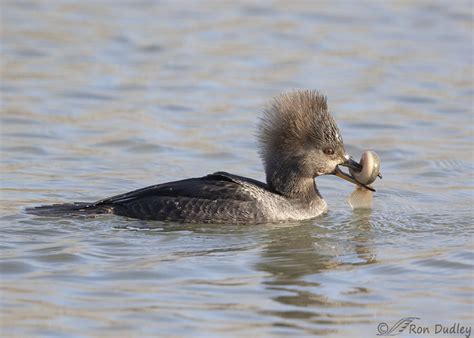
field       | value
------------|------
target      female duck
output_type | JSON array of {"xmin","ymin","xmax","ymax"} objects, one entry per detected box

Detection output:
[{"xmin": 28, "ymin": 90, "xmax": 374, "ymax": 224}]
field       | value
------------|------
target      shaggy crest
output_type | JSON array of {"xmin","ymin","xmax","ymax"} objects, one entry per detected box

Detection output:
[{"xmin": 258, "ymin": 90, "xmax": 344, "ymax": 165}]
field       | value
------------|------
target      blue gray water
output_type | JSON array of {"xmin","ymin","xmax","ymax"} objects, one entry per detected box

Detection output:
[{"xmin": 1, "ymin": 1, "xmax": 473, "ymax": 337}]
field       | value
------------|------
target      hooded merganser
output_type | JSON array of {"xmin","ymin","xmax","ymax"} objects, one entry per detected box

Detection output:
[{"xmin": 27, "ymin": 90, "xmax": 375, "ymax": 224}]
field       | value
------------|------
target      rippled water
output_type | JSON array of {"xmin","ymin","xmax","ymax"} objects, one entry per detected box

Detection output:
[{"xmin": 1, "ymin": 1, "xmax": 473, "ymax": 336}]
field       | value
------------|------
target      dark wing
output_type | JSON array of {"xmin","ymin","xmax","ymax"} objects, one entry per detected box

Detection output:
[
  {"xmin": 93, "ymin": 172, "xmax": 262, "ymax": 205},
  {"xmin": 94, "ymin": 172, "xmax": 270, "ymax": 223}
]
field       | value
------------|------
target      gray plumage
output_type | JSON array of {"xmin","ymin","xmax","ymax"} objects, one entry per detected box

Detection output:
[
  {"xmin": 258, "ymin": 90, "xmax": 346, "ymax": 199},
  {"xmin": 27, "ymin": 90, "xmax": 352, "ymax": 224}
]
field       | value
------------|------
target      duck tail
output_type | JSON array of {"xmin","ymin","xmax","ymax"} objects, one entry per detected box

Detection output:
[{"xmin": 26, "ymin": 202, "xmax": 111, "ymax": 217}]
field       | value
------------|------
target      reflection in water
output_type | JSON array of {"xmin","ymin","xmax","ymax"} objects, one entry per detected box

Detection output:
[
  {"xmin": 1, "ymin": 0, "xmax": 473, "ymax": 336},
  {"xmin": 255, "ymin": 212, "xmax": 378, "ymax": 333},
  {"xmin": 350, "ymin": 210, "xmax": 377, "ymax": 266},
  {"xmin": 258, "ymin": 213, "xmax": 377, "ymax": 281},
  {"xmin": 258, "ymin": 222, "xmax": 342, "ymax": 283}
]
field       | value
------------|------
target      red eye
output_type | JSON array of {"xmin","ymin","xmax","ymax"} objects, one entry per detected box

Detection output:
[{"xmin": 323, "ymin": 148, "xmax": 335, "ymax": 155}]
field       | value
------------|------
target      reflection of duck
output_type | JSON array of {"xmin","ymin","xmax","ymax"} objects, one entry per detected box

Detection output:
[
  {"xmin": 255, "ymin": 217, "xmax": 377, "ymax": 327},
  {"xmin": 28, "ymin": 90, "xmax": 372, "ymax": 224},
  {"xmin": 257, "ymin": 217, "xmax": 377, "ymax": 284}
]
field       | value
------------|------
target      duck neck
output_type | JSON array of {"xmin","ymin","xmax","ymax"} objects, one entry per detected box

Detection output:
[{"xmin": 265, "ymin": 160, "xmax": 321, "ymax": 202}]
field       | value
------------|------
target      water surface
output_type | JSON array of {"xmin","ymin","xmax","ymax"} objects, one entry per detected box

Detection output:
[{"xmin": 1, "ymin": 1, "xmax": 473, "ymax": 337}]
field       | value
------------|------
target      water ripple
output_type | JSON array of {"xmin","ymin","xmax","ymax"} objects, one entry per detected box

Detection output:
[{"xmin": 1, "ymin": 0, "xmax": 473, "ymax": 336}]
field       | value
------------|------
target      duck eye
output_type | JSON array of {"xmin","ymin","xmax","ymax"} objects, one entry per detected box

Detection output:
[{"xmin": 323, "ymin": 147, "xmax": 335, "ymax": 155}]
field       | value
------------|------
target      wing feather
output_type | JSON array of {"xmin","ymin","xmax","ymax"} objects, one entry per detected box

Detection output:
[{"xmin": 93, "ymin": 172, "xmax": 269, "ymax": 223}]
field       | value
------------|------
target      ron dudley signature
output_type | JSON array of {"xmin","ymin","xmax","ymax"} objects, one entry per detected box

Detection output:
[{"xmin": 377, "ymin": 317, "xmax": 472, "ymax": 338}]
